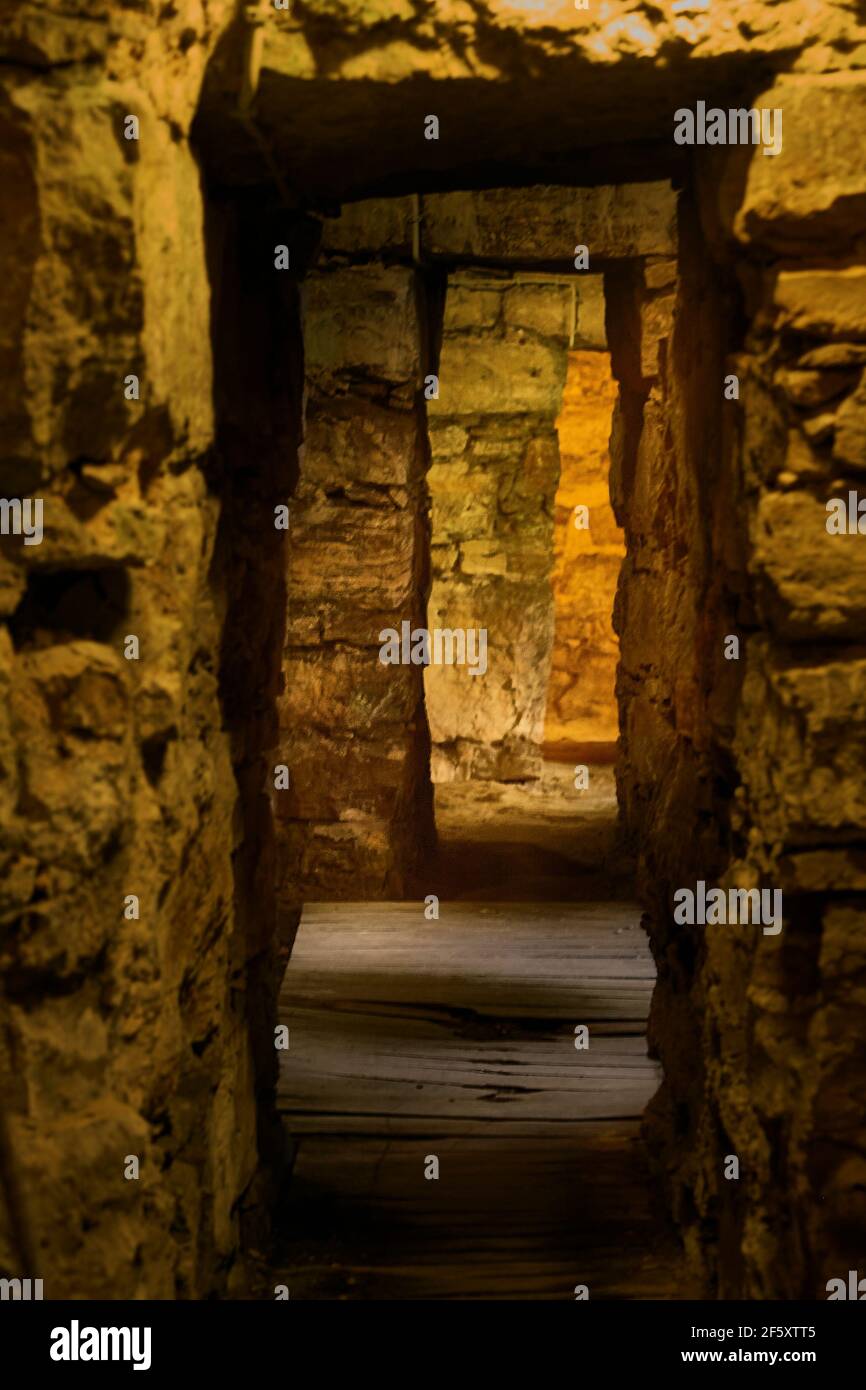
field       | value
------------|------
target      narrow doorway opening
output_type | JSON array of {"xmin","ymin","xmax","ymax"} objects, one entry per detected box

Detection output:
[
  {"xmin": 269, "ymin": 192, "xmax": 682, "ymax": 1297},
  {"xmin": 426, "ymin": 270, "xmax": 628, "ymax": 904}
]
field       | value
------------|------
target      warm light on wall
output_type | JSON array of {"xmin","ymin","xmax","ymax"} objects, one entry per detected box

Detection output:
[{"xmin": 544, "ymin": 350, "xmax": 623, "ymax": 751}]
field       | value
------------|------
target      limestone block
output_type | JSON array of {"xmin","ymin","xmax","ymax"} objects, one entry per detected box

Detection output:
[
  {"xmin": 833, "ymin": 370, "xmax": 866, "ymax": 470},
  {"xmin": 780, "ymin": 429, "xmax": 830, "ymax": 482},
  {"xmin": 303, "ymin": 397, "xmax": 425, "ymax": 487},
  {"xmin": 443, "ymin": 277, "xmax": 504, "ymax": 330},
  {"xmin": 277, "ymin": 819, "xmax": 394, "ymax": 901},
  {"xmin": 318, "ymin": 196, "xmax": 414, "ymax": 254},
  {"xmin": 423, "ymin": 183, "xmax": 678, "ymax": 261},
  {"xmin": 430, "ymin": 541, "xmax": 458, "ymax": 575},
  {"xmin": 503, "ymin": 279, "xmax": 574, "ymax": 338},
  {"xmin": 278, "ymin": 729, "xmax": 418, "ymax": 823},
  {"xmin": 751, "ymin": 489, "xmax": 866, "ymax": 639},
  {"xmin": 644, "ymin": 258, "xmax": 677, "ymax": 290},
  {"xmin": 765, "ymin": 267, "xmax": 866, "ymax": 341},
  {"xmin": 738, "ymin": 655, "xmax": 866, "ymax": 843},
  {"xmin": 431, "ymin": 734, "xmax": 542, "ymax": 784},
  {"xmin": 774, "ymin": 367, "xmax": 859, "ymax": 410},
  {"xmin": 798, "ymin": 344, "xmax": 866, "ymax": 370},
  {"xmin": 617, "ymin": 562, "xmax": 697, "ymax": 688},
  {"xmin": 432, "ymin": 331, "xmax": 566, "ymax": 416},
  {"xmin": 427, "ymin": 457, "xmax": 500, "ymax": 543},
  {"xmin": 4, "ymin": 644, "xmax": 130, "ymax": 958},
  {"xmin": 819, "ymin": 903, "xmax": 866, "ymax": 983},
  {"xmin": 281, "ymin": 645, "xmax": 421, "ymax": 734},
  {"xmin": 304, "ymin": 264, "xmax": 421, "ymax": 384},
  {"xmin": 729, "ymin": 74, "xmax": 866, "ymax": 253},
  {"xmin": 470, "ymin": 426, "xmax": 538, "ymax": 456},
  {"xmin": 459, "ymin": 539, "xmax": 509, "ymax": 576},
  {"xmin": 627, "ymin": 395, "xmax": 701, "ymax": 553},
  {"xmin": 641, "ymin": 292, "xmax": 676, "ymax": 379},
  {"xmin": 424, "ymin": 580, "xmax": 553, "ymax": 752},
  {"xmin": 427, "ymin": 422, "xmax": 470, "ymax": 459},
  {"xmin": 287, "ymin": 498, "xmax": 419, "ymax": 641},
  {"xmin": 779, "ymin": 848, "xmax": 866, "ymax": 893}
]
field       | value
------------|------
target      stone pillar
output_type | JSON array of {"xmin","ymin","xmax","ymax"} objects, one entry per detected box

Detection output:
[
  {"xmin": 425, "ymin": 271, "xmax": 572, "ymax": 781},
  {"xmin": 279, "ymin": 258, "xmax": 435, "ymax": 901},
  {"xmin": 605, "ymin": 228, "xmax": 733, "ymax": 1301}
]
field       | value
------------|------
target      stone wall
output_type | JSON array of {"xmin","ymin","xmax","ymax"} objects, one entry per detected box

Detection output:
[
  {"xmin": 611, "ymin": 72, "xmax": 866, "ymax": 1298},
  {"xmin": 425, "ymin": 271, "xmax": 571, "ymax": 782},
  {"xmin": 544, "ymin": 348, "xmax": 622, "ymax": 753},
  {"xmin": 0, "ymin": 0, "xmax": 272, "ymax": 1299},
  {"xmin": 699, "ymin": 74, "xmax": 866, "ymax": 1299}
]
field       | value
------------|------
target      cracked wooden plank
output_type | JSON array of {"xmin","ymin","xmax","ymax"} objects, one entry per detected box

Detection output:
[{"xmin": 273, "ymin": 900, "xmax": 684, "ymax": 1297}]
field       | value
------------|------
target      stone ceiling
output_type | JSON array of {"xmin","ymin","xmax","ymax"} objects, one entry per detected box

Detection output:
[{"xmin": 190, "ymin": 0, "xmax": 853, "ymax": 202}]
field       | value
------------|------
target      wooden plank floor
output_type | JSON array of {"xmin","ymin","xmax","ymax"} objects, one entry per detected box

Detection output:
[{"xmin": 273, "ymin": 902, "xmax": 688, "ymax": 1299}]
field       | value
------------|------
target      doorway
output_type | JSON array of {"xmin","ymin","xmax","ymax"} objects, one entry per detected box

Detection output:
[{"xmin": 269, "ymin": 190, "xmax": 682, "ymax": 1297}]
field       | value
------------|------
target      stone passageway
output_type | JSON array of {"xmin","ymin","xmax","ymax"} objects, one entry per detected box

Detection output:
[
  {"xmin": 2, "ymin": 0, "xmax": 864, "ymax": 1309},
  {"xmin": 273, "ymin": 768, "xmax": 684, "ymax": 1299},
  {"xmin": 265, "ymin": 205, "xmax": 670, "ymax": 1294}
]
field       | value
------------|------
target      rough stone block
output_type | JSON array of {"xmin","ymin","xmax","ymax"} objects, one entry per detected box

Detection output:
[
  {"xmin": 278, "ymin": 729, "xmax": 417, "ymax": 823},
  {"xmin": 423, "ymin": 183, "xmax": 677, "ymax": 262},
  {"xmin": 304, "ymin": 264, "xmax": 421, "ymax": 383},
  {"xmin": 280, "ymin": 646, "xmax": 421, "ymax": 734},
  {"xmin": 833, "ymin": 370, "xmax": 866, "ymax": 470},
  {"xmin": 730, "ymin": 74, "xmax": 866, "ymax": 253},
  {"xmin": 303, "ymin": 396, "xmax": 424, "ymax": 487},
  {"xmin": 503, "ymin": 278, "xmax": 574, "ymax": 337},
  {"xmin": 640, "ymin": 292, "xmax": 676, "ymax": 379},
  {"xmin": 432, "ymin": 332, "xmax": 567, "ymax": 416},
  {"xmin": 739, "ymin": 655, "xmax": 866, "ymax": 843},
  {"xmin": 277, "ymin": 819, "xmax": 393, "ymax": 902},
  {"xmin": 765, "ymin": 267, "xmax": 866, "ymax": 341},
  {"xmin": 287, "ymin": 498, "xmax": 419, "ymax": 641},
  {"xmin": 425, "ymin": 580, "xmax": 553, "ymax": 750},
  {"xmin": 752, "ymin": 489, "xmax": 866, "ymax": 639},
  {"xmin": 427, "ymin": 422, "xmax": 470, "ymax": 459},
  {"xmin": 427, "ymin": 457, "xmax": 500, "ymax": 542},
  {"xmin": 318, "ymin": 196, "xmax": 414, "ymax": 254},
  {"xmin": 443, "ymin": 276, "xmax": 504, "ymax": 330}
]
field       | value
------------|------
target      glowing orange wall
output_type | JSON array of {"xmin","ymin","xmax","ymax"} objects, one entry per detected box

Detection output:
[{"xmin": 544, "ymin": 350, "xmax": 623, "ymax": 750}]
